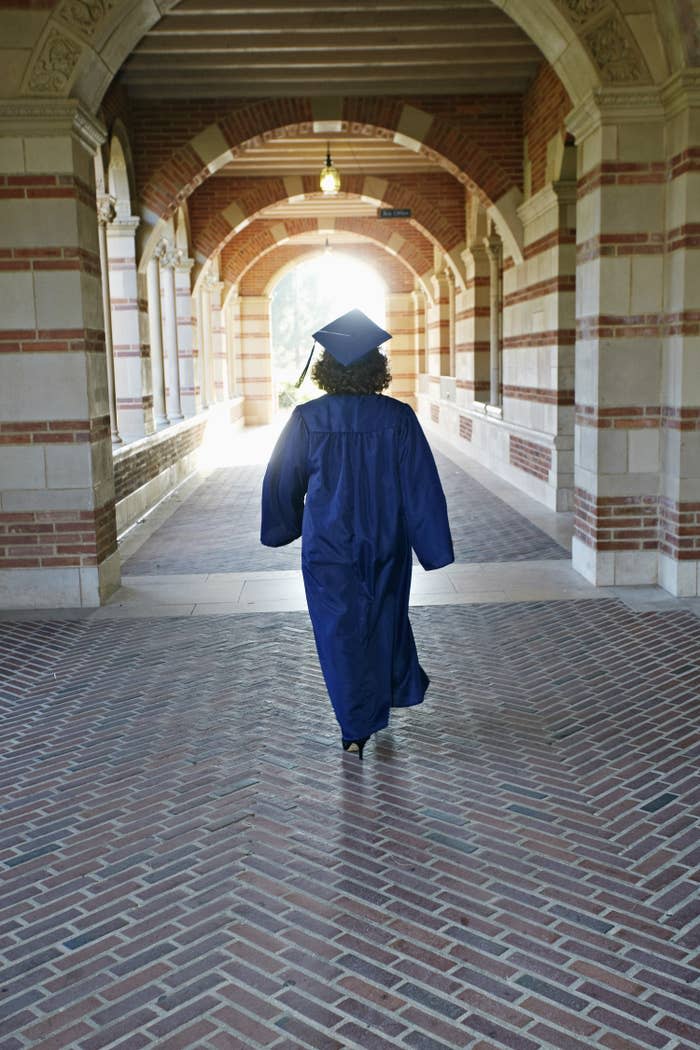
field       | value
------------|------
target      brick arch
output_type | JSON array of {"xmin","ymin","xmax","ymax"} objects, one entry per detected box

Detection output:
[
  {"xmin": 238, "ymin": 242, "xmax": 414, "ymax": 298},
  {"xmin": 195, "ymin": 176, "xmax": 456, "ymax": 280},
  {"xmin": 221, "ymin": 220, "xmax": 432, "ymax": 297},
  {"xmin": 138, "ymin": 100, "xmax": 528, "ymax": 264}
]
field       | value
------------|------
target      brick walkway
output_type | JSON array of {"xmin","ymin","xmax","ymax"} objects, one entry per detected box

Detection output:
[
  {"xmin": 1, "ymin": 436, "xmax": 699, "ymax": 1050},
  {"xmin": 121, "ymin": 451, "xmax": 567, "ymax": 577}
]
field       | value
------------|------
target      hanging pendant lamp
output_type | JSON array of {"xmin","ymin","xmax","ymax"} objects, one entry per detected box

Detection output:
[{"xmin": 319, "ymin": 143, "xmax": 341, "ymax": 195}]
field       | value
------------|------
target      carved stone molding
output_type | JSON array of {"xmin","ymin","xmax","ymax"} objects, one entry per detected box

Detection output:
[
  {"xmin": 585, "ymin": 14, "xmax": 645, "ymax": 83},
  {"xmin": 97, "ymin": 195, "xmax": 116, "ymax": 226},
  {"xmin": 27, "ymin": 30, "xmax": 82, "ymax": 95},
  {"xmin": 56, "ymin": 0, "xmax": 116, "ymax": 40},
  {"xmin": 0, "ymin": 99, "xmax": 106, "ymax": 149},
  {"xmin": 556, "ymin": 0, "xmax": 608, "ymax": 25},
  {"xmin": 566, "ymin": 85, "xmax": 664, "ymax": 141}
]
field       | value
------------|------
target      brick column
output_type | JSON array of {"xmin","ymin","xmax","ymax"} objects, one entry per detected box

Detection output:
[
  {"xmin": 238, "ymin": 295, "xmax": 274, "ymax": 425},
  {"xmin": 0, "ymin": 100, "xmax": 119, "ymax": 608},
  {"xmin": 107, "ymin": 213, "xmax": 154, "ymax": 440},
  {"xmin": 569, "ymin": 89, "xmax": 668, "ymax": 587},
  {"xmin": 174, "ymin": 255, "xmax": 197, "ymax": 417},
  {"xmin": 659, "ymin": 74, "xmax": 700, "ymax": 595},
  {"xmin": 385, "ymin": 292, "xmax": 416, "ymax": 407}
]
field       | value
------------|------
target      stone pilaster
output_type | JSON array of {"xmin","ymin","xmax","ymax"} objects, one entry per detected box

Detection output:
[
  {"xmin": 0, "ymin": 100, "xmax": 119, "ymax": 607},
  {"xmin": 428, "ymin": 265, "xmax": 453, "ymax": 379}
]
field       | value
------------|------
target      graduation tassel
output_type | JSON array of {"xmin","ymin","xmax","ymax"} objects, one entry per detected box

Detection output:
[{"xmin": 295, "ymin": 341, "xmax": 316, "ymax": 388}]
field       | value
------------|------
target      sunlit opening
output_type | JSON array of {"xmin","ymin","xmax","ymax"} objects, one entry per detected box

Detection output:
[{"xmin": 270, "ymin": 252, "xmax": 386, "ymax": 409}]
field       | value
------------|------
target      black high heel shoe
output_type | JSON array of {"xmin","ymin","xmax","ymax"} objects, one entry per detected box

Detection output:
[{"xmin": 342, "ymin": 736, "xmax": 370, "ymax": 760}]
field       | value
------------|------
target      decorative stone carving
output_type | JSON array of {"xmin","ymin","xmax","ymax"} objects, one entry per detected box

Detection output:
[
  {"xmin": 586, "ymin": 14, "xmax": 645, "ymax": 82},
  {"xmin": 27, "ymin": 31, "xmax": 81, "ymax": 94},
  {"xmin": 97, "ymin": 195, "xmax": 116, "ymax": 226},
  {"xmin": 557, "ymin": 0, "xmax": 607, "ymax": 25},
  {"xmin": 57, "ymin": 0, "xmax": 116, "ymax": 39}
]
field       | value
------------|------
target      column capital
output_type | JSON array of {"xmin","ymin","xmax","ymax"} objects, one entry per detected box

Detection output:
[
  {"xmin": 483, "ymin": 232, "xmax": 503, "ymax": 264},
  {"xmin": 156, "ymin": 240, "xmax": 181, "ymax": 270},
  {"xmin": 97, "ymin": 195, "xmax": 116, "ymax": 226},
  {"xmin": 176, "ymin": 255, "xmax": 195, "ymax": 273},
  {"xmin": 107, "ymin": 215, "xmax": 141, "ymax": 235},
  {"xmin": 0, "ymin": 98, "xmax": 106, "ymax": 151}
]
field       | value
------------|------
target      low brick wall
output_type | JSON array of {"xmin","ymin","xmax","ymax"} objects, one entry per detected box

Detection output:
[
  {"xmin": 112, "ymin": 414, "xmax": 209, "ymax": 535},
  {"xmin": 114, "ymin": 416, "xmax": 207, "ymax": 503}
]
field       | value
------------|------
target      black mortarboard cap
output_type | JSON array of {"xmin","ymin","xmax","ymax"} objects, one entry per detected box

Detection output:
[{"xmin": 296, "ymin": 308, "xmax": 391, "ymax": 386}]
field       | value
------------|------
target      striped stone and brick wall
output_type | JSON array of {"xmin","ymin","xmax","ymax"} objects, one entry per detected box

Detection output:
[{"xmin": 0, "ymin": 104, "xmax": 120, "ymax": 608}]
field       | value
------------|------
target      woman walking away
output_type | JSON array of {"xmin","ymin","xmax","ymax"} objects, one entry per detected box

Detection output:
[{"xmin": 261, "ymin": 308, "xmax": 454, "ymax": 759}]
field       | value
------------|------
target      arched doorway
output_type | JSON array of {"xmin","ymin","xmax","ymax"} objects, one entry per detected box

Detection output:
[{"xmin": 269, "ymin": 252, "xmax": 387, "ymax": 411}]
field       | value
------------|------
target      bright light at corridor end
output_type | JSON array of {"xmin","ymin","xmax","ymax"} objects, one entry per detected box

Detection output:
[{"xmin": 316, "ymin": 251, "xmax": 386, "ymax": 330}]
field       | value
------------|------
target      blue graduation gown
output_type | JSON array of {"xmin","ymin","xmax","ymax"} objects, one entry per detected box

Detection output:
[{"xmin": 261, "ymin": 394, "xmax": 454, "ymax": 740}]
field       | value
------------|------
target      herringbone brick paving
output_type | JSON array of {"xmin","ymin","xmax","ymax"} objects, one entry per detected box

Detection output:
[
  {"xmin": 1, "ymin": 601, "xmax": 699, "ymax": 1049},
  {"xmin": 121, "ymin": 451, "xmax": 567, "ymax": 576}
]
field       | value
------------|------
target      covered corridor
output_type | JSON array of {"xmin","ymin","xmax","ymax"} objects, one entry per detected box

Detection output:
[{"xmin": 1, "ymin": 429, "xmax": 699, "ymax": 1049}]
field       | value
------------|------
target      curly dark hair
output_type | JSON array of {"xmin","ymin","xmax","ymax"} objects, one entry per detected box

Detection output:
[{"xmin": 312, "ymin": 347, "xmax": 391, "ymax": 395}]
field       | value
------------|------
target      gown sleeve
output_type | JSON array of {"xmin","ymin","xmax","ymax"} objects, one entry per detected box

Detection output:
[
  {"xmin": 398, "ymin": 408, "xmax": 455, "ymax": 570},
  {"xmin": 260, "ymin": 407, "xmax": 309, "ymax": 547}
]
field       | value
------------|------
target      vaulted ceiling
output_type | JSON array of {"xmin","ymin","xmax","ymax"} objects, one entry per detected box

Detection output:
[{"xmin": 119, "ymin": 0, "xmax": 544, "ymax": 99}]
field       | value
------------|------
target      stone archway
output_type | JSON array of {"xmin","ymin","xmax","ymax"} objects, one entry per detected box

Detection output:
[{"xmin": 18, "ymin": 1, "xmax": 688, "ymax": 117}]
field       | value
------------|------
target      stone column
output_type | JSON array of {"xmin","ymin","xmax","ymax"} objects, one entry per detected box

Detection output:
[
  {"xmin": 238, "ymin": 295, "xmax": 274, "ymax": 424},
  {"xmin": 159, "ymin": 244, "xmax": 184, "ymax": 422},
  {"xmin": 0, "ymin": 100, "xmax": 119, "ymax": 608},
  {"xmin": 107, "ymin": 213, "xmax": 153, "ymax": 439},
  {"xmin": 568, "ymin": 88, "xmax": 668, "ymax": 589},
  {"xmin": 96, "ymin": 196, "xmax": 121, "ymax": 445},
  {"xmin": 458, "ymin": 243, "xmax": 490, "ymax": 407},
  {"xmin": 484, "ymin": 229, "xmax": 503, "ymax": 407},
  {"xmin": 146, "ymin": 256, "xmax": 169, "ymax": 429},
  {"xmin": 385, "ymin": 292, "xmax": 417, "ymax": 407},
  {"xmin": 196, "ymin": 285, "xmax": 210, "ymax": 411},
  {"xmin": 174, "ymin": 255, "xmax": 196, "ymax": 417},
  {"xmin": 205, "ymin": 274, "xmax": 228, "ymax": 402}
]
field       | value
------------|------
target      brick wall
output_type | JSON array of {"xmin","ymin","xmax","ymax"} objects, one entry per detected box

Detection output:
[
  {"xmin": 113, "ymin": 419, "xmax": 208, "ymax": 504},
  {"xmin": 509, "ymin": 435, "xmax": 552, "ymax": 481},
  {"xmin": 522, "ymin": 62, "xmax": 572, "ymax": 197}
]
